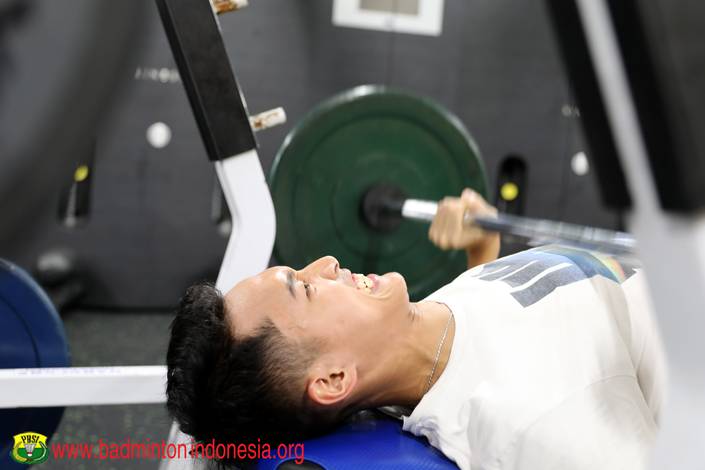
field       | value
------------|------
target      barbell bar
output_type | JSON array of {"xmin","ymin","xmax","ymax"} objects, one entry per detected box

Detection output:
[
  {"xmin": 359, "ymin": 182, "xmax": 636, "ymax": 255},
  {"xmin": 400, "ymin": 198, "xmax": 637, "ymax": 255}
]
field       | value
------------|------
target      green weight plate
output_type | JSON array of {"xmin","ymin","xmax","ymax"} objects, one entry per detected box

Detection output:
[{"xmin": 270, "ymin": 85, "xmax": 488, "ymax": 300}]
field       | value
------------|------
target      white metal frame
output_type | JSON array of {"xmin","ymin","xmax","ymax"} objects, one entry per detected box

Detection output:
[
  {"xmin": 213, "ymin": 150, "xmax": 277, "ymax": 292},
  {"xmin": 0, "ymin": 366, "xmax": 167, "ymax": 407}
]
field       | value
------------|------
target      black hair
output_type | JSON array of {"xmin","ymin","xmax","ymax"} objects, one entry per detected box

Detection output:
[{"xmin": 166, "ymin": 283, "xmax": 334, "ymax": 464}]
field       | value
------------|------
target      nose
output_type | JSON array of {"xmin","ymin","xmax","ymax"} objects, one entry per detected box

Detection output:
[{"xmin": 302, "ymin": 255, "xmax": 339, "ymax": 280}]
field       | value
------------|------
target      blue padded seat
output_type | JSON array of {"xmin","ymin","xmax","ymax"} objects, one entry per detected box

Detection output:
[{"xmin": 258, "ymin": 411, "xmax": 458, "ymax": 470}]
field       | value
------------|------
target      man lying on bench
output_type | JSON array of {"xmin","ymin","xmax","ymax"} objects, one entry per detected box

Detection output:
[{"xmin": 166, "ymin": 189, "xmax": 665, "ymax": 470}]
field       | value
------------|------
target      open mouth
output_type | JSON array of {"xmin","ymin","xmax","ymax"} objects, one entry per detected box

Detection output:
[{"xmin": 353, "ymin": 273, "xmax": 378, "ymax": 294}]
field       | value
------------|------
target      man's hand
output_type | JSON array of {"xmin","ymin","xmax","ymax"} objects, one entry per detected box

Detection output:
[{"xmin": 428, "ymin": 188, "xmax": 501, "ymax": 268}]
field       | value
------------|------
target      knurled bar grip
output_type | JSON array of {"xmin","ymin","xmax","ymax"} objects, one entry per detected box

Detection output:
[{"xmin": 402, "ymin": 199, "xmax": 636, "ymax": 254}]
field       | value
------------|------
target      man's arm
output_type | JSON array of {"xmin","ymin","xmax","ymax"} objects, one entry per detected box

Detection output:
[{"xmin": 428, "ymin": 188, "xmax": 501, "ymax": 269}]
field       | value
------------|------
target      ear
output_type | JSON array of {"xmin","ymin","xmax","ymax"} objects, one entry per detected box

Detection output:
[{"xmin": 307, "ymin": 365, "xmax": 357, "ymax": 407}]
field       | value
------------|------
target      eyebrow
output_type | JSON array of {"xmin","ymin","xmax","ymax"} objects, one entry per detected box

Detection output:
[{"xmin": 286, "ymin": 270, "xmax": 296, "ymax": 299}]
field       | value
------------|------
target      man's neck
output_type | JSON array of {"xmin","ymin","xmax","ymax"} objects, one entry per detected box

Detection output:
[{"xmin": 359, "ymin": 300, "xmax": 456, "ymax": 408}]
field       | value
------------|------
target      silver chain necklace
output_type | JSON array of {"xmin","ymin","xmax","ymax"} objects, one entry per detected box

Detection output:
[{"xmin": 424, "ymin": 310, "xmax": 454, "ymax": 394}]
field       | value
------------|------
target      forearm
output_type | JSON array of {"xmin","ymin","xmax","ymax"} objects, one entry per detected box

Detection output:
[{"xmin": 466, "ymin": 233, "xmax": 501, "ymax": 269}]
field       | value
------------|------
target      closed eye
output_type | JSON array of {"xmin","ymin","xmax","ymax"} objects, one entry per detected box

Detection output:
[{"xmin": 304, "ymin": 282, "xmax": 312, "ymax": 299}]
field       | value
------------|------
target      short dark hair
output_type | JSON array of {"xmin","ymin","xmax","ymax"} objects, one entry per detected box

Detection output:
[{"xmin": 166, "ymin": 283, "xmax": 332, "ymax": 453}]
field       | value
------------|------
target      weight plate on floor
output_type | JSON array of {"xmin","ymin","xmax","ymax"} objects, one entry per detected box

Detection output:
[
  {"xmin": 0, "ymin": 260, "xmax": 70, "ymax": 467},
  {"xmin": 270, "ymin": 85, "xmax": 488, "ymax": 300}
]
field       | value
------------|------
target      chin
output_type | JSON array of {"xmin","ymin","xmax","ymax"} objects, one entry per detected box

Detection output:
[{"xmin": 384, "ymin": 272, "xmax": 410, "ymax": 303}]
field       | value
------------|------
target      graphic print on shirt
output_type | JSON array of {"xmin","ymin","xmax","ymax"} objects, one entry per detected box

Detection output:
[{"xmin": 471, "ymin": 246, "xmax": 638, "ymax": 307}]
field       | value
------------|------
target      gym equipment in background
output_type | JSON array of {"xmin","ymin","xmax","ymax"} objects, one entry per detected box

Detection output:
[
  {"xmin": 0, "ymin": 261, "xmax": 167, "ymax": 469},
  {"xmin": 0, "ymin": 1, "xmax": 280, "ymax": 462},
  {"xmin": 154, "ymin": 0, "xmax": 278, "ymax": 294},
  {"xmin": 0, "ymin": 2, "xmax": 152, "ymax": 464},
  {"xmin": 270, "ymin": 85, "xmax": 489, "ymax": 300},
  {"xmin": 0, "ymin": 0, "xmax": 146, "ymax": 247},
  {"xmin": 4, "ymin": 2, "xmax": 294, "ymax": 310},
  {"xmin": 0, "ymin": 260, "xmax": 70, "ymax": 469}
]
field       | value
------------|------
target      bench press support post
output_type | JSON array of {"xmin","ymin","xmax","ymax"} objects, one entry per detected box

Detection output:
[{"xmin": 155, "ymin": 1, "xmax": 276, "ymax": 468}]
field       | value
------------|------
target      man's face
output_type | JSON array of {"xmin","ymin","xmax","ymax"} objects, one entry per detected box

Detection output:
[{"xmin": 224, "ymin": 256, "xmax": 410, "ymax": 354}]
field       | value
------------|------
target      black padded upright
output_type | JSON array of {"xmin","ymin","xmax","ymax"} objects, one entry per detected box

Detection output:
[
  {"xmin": 156, "ymin": 0, "xmax": 257, "ymax": 161},
  {"xmin": 607, "ymin": 0, "xmax": 705, "ymax": 212}
]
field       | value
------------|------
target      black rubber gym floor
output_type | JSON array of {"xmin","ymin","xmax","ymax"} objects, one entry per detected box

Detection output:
[{"xmin": 49, "ymin": 310, "xmax": 174, "ymax": 470}]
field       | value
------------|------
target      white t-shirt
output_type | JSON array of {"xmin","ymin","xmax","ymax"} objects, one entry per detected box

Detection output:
[{"xmin": 402, "ymin": 245, "xmax": 666, "ymax": 470}]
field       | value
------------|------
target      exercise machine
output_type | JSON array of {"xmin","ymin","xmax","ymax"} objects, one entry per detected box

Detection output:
[{"xmin": 2, "ymin": 0, "xmax": 704, "ymax": 468}]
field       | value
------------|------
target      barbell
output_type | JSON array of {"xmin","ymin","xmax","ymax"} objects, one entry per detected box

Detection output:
[
  {"xmin": 270, "ymin": 86, "xmax": 636, "ymax": 299},
  {"xmin": 361, "ymin": 186, "xmax": 635, "ymax": 255}
]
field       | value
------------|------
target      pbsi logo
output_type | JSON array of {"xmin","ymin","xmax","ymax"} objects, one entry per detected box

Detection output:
[{"xmin": 10, "ymin": 432, "xmax": 49, "ymax": 465}]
